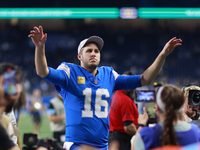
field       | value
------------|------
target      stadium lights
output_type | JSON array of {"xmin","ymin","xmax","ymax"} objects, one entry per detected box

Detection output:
[
  {"xmin": 138, "ymin": 8, "xmax": 200, "ymax": 19},
  {"xmin": 1, "ymin": 8, "xmax": 200, "ymax": 19},
  {"xmin": 0, "ymin": 8, "xmax": 119, "ymax": 19},
  {"xmin": 120, "ymin": 8, "xmax": 137, "ymax": 19}
]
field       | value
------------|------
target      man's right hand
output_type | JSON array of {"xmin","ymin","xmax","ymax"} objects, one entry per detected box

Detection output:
[{"xmin": 28, "ymin": 26, "xmax": 47, "ymax": 48}]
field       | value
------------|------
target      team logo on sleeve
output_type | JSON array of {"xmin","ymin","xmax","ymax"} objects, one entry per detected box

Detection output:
[{"xmin": 77, "ymin": 76, "xmax": 85, "ymax": 84}]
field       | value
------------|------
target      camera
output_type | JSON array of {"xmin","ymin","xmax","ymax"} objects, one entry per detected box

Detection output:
[
  {"xmin": 188, "ymin": 90, "xmax": 200, "ymax": 106},
  {"xmin": 22, "ymin": 133, "xmax": 38, "ymax": 150},
  {"xmin": 22, "ymin": 133, "xmax": 65, "ymax": 150}
]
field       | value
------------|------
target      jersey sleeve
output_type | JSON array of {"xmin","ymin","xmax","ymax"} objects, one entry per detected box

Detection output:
[
  {"xmin": 114, "ymin": 74, "xmax": 141, "ymax": 91},
  {"xmin": 47, "ymin": 102, "xmax": 56, "ymax": 115},
  {"xmin": 133, "ymin": 133, "xmax": 145, "ymax": 150},
  {"xmin": 42, "ymin": 63, "xmax": 70, "ymax": 90}
]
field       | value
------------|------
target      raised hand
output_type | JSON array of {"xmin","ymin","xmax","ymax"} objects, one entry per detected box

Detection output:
[
  {"xmin": 28, "ymin": 26, "xmax": 47, "ymax": 47},
  {"xmin": 161, "ymin": 37, "xmax": 182, "ymax": 57}
]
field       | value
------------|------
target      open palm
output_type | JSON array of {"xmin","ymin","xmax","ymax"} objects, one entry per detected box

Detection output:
[{"xmin": 28, "ymin": 26, "xmax": 47, "ymax": 47}]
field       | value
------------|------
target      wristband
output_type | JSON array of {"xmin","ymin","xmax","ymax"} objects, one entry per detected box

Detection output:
[{"xmin": 137, "ymin": 124, "xmax": 146, "ymax": 129}]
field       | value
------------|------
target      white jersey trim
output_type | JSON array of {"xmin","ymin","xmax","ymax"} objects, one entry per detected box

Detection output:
[
  {"xmin": 63, "ymin": 142, "xmax": 74, "ymax": 150},
  {"xmin": 57, "ymin": 64, "xmax": 70, "ymax": 79},
  {"xmin": 112, "ymin": 70, "xmax": 119, "ymax": 80}
]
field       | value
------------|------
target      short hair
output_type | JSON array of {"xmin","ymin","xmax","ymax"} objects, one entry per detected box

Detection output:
[{"xmin": 0, "ymin": 62, "xmax": 23, "ymax": 83}]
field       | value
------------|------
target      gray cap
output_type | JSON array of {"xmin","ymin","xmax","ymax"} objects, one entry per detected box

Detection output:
[{"xmin": 77, "ymin": 36, "xmax": 104, "ymax": 54}]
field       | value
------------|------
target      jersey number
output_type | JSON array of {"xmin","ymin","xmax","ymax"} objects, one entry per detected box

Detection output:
[{"xmin": 82, "ymin": 88, "xmax": 109, "ymax": 118}]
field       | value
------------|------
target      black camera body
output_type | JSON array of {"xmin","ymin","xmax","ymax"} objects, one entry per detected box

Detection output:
[
  {"xmin": 22, "ymin": 133, "xmax": 64, "ymax": 150},
  {"xmin": 22, "ymin": 133, "xmax": 38, "ymax": 150},
  {"xmin": 188, "ymin": 90, "xmax": 200, "ymax": 106}
]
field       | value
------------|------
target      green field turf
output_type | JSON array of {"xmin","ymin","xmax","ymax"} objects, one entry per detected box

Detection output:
[
  {"xmin": 18, "ymin": 113, "xmax": 53, "ymax": 146},
  {"xmin": 18, "ymin": 103, "xmax": 155, "ymax": 147}
]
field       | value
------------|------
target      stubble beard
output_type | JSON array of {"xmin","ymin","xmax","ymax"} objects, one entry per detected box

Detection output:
[
  {"xmin": 84, "ymin": 59, "xmax": 100, "ymax": 70},
  {"xmin": 87, "ymin": 63, "xmax": 99, "ymax": 70}
]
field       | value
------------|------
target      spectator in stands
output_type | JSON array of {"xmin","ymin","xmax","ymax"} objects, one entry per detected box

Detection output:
[
  {"xmin": 47, "ymin": 93, "xmax": 65, "ymax": 143},
  {"xmin": 132, "ymin": 84, "xmax": 200, "ymax": 150},
  {"xmin": 28, "ymin": 88, "xmax": 43, "ymax": 136},
  {"xmin": 28, "ymin": 25, "xmax": 182, "ymax": 150},
  {"xmin": 108, "ymin": 71, "xmax": 138, "ymax": 150}
]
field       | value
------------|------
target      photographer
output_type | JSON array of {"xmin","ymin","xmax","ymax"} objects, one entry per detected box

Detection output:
[
  {"xmin": 0, "ymin": 62, "xmax": 47, "ymax": 150},
  {"xmin": 182, "ymin": 84, "xmax": 200, "ymax": 122}
]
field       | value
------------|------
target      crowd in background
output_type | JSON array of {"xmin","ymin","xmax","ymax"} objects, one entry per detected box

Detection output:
[
  {"xmin": 1, "ymin": 0, "xmax": 200, "ymax": 8},
  {"xmin": 0, "ymin": 21, "xmax": 200, "ymax": 95}
]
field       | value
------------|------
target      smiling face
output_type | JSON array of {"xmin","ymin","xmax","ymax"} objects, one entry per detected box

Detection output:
[{"xmin": 78, "ymin": 42, "xmax": 100, "ymax": 71}]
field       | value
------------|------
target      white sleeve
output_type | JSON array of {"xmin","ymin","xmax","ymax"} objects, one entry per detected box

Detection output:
[
  {"xmin": 6, "ymin": 110, "xmax": 17, "ymax": 128},
  {"xmin": 5, "ymin": 110, "xmax": 18, "ymax": 145},
  {"xmin": 133, "ymin": 133, "xmax": 145, "ymax": 150},
  {"xmin": 112, "ymin": 70, "xmax": 119, "ymax": 80},
  {"xmin": 7, "ymin": 122, "xmax": 18, "ymax": 145},
  {"xmin": 57, "ymin": 63, "xmax": 70, "ymax": 79}
]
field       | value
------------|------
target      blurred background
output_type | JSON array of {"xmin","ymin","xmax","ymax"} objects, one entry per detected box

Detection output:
[{"xmin": 1, "ymin": 0, "xmax": 200, "ymax": 145}]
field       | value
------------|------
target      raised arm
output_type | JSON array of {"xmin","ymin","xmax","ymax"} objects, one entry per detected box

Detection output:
[
  {"xmin": 140, "ymin": 37, "xmax": 182, "ymax": 86},
  {"xmin": 28, "ymin": 26, "xmax": 49, "ymax": 77}
]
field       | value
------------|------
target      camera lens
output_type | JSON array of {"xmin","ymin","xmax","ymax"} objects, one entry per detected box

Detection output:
[{"xmin": 192, "ymin": 91, "xmax": 200, "ymax": 105}]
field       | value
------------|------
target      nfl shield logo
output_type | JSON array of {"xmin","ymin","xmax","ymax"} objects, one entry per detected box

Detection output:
[{"xmin": 94, "ymin": 79, "xmax": 98, "ymax": 84}]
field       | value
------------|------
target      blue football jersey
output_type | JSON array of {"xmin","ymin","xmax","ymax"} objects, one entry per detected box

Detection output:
[{"xmin": 43, "ymin": 62, "xmax": 141, "ymax": 149}]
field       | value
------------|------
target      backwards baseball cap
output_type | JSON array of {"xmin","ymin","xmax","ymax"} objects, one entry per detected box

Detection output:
[{"xmin": 77, "ymin": 36, "xmax": 104, "ymax": 54}]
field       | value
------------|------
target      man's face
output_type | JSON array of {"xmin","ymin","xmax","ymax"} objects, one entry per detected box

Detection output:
[
  {"xmin": 0, "ymin": 74, "xmax": 22, "ymax": 113},
  {"xmin": 78, "ymin": 43, "xmax": 100, "ymax": 70}
]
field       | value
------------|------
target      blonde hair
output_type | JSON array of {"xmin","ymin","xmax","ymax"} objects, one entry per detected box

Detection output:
[{"xmin": 182, "ymin": 84, "xmax": 200, "ymax": 97}]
